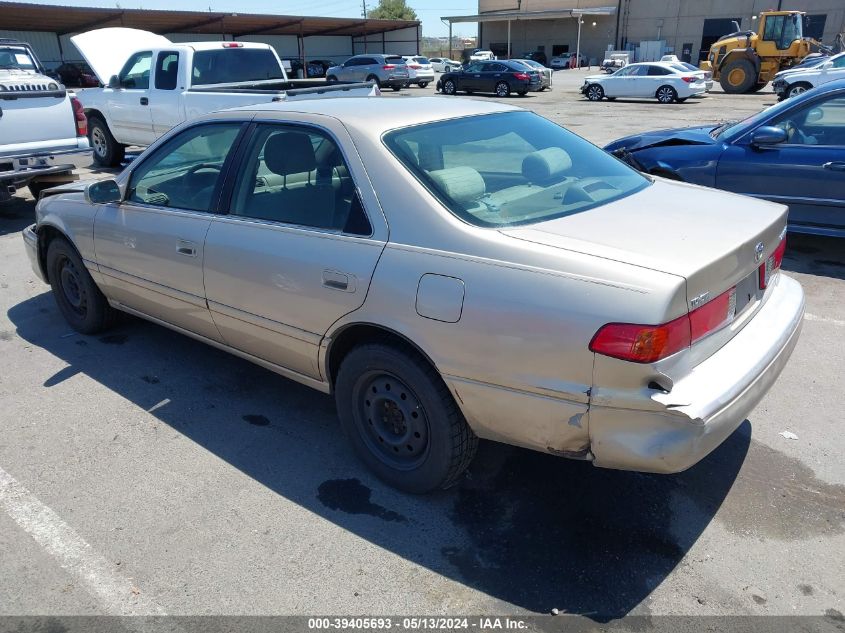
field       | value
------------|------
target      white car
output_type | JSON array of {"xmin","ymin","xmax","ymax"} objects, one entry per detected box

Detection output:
[
  {"xmin": 469, "ymin": 50, "xmax": 495, "ymax": 62},
  {"xmin": 401, "ymin": 56, "xmax": 435, "ymax": 88},
  {"xmin": 428, "ymin": 57, "xmax": 461, "ymax": 73},
  {"xmin": 551, "ymin": 52, "xmax": 588, "ymax": 69},
  {"xmin": 773, "ymin": 52, "xmax": 845, "ymax": 100},
  {"xmin": 581, "ymin": 62, "xmax": 707, "ymax": 103}
]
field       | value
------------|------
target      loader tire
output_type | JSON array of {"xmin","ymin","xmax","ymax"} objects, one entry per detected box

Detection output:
[{"xmin": 720, "ymin": 59, "xmax": 757, "ymax": 94}]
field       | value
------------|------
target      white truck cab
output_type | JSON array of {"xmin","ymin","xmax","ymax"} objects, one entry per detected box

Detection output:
[{"xmin": 73, "ymin": 28, "xmax": 377, "ymax": 165}]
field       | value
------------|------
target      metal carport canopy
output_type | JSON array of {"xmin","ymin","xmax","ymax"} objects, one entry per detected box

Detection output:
[{"xmin": 441, "ymin": 7, "xmax": 616, "ymax": 66}]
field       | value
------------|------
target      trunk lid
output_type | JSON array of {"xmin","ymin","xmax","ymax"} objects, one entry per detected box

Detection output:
[
  {"xmin": 0, "ymin": 87, "xmax": 77, "ymax": 155},
  {"xmin": 71, "ymin": 27, "xmax": 171, "ymax": 85},
  {"xmin": 501, "ymin": 179, "xmax": 787, "ymax": 317}
]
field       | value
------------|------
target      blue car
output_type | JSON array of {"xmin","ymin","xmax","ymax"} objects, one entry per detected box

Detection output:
[{"xmin": 605, "ymin": 79, "xmax": 845, "ymax": 237}]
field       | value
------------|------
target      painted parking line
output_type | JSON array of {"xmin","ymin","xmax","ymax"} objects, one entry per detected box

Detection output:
[
  {"xmin": 0, "ymin": 465, "xmax": 166, "ymax": 616},
  {"xmin": 804, "ymin": 313, "xmax": 845, "ymax": 327}
]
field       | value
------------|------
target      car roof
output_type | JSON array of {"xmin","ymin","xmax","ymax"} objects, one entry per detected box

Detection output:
[{"xmin": 231, "ymin": 96, "xmax": 520, "ymax": 135}]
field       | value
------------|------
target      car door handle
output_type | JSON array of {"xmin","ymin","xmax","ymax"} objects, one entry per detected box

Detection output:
[
  {"xmin": 823, "ymin": 161, "xmax": 845, "ymax": 172},
  {"xmin": 140, "ymin": 97, "xmax": 149, "ymax": 105},
  {"xmin": 322, "ymin": 269, "xmax": 355, "ymax": 292},
  {"xmin": 176, "ymin": 240, "xmax": 197, "ymax": 257}
]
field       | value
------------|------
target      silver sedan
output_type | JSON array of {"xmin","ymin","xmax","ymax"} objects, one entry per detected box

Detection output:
[{"xmin": 23, "ymin": 97, "xmax": 804, "ymax": 493}]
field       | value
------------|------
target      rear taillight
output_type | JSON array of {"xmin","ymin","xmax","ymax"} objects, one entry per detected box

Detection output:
[
  {"xmin": 513, "ymin": 72, "xmax": 530, "ymax": 80},
  {"xmin": 71, "ymin": 96, "xmax": 87, "ymax": 137},
  {"xmin": 383, "ymin": 64, "xmax": 396, "ymax": 70},
  {"xmin": 590, "ymin": 286, "xmax": 738, "ymax": 363},
  {"xmin": 759, "ymin": 233, "xmax": 787, "ymax": 289},
  {"xmin": 408, "ymin": 64, "xmax": 421, "ymax": 69},
  {"xmin": 681, "ymin": 76, "xmax": 695, "ymax": 83}
]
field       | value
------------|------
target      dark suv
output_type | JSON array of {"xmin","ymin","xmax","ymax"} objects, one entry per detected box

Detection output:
[
  {"xmin": 523, "ymin": 51, "xmax": 548, "ymax": 66},
  {"xmin": 436, "ymin": 60, "xmax": 542, "ymax": 97}
]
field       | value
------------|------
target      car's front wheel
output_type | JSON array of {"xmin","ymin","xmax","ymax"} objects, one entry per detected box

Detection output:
[
  {"xmin": 586, "ymin": 84, "xmax": 604, "ymax": 101},
  {"xmin": 418, "ymin": 82, "xmax": 428, "ymax": 88},
  {"xmin": 443, "ymin": 79, "xmax": 457, "ymax": 95},
  {"xmin": 88, "ymin": 115, "xmax": 125, "ymax": 167},
  {"xmin": 656, "ymin": 85, "xmax": 678, "ymax": 103},
  {"xmin": 335, "ymin": 343, "xmax": 478, "ymax": 494},
  {"xmin": 495, "ymin": 81, "xmax": 511, "ymax": 97},
  {"xmin": 46, "ymin": 237, "xmax": 116, "ymax": 334},
  {"xmin": 787, "ymin": 82, "xmax": 812, "ymax": 99}
]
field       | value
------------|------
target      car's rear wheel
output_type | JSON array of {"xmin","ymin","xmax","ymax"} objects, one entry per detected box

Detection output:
[
  {"xmin": 418, "ymin": 82, "xmax": 428, "ymax": 88},
  {"xmin": 88, "ymin": 115, "xmax": 125, "ymax": 167},
  {"xmin": 46, "ymin": 237, "xmax": 116, "ymax": 334},
  {"xmin": 366, "ymin": 74, "xmax": 381, "ymax": 87},
  {"xmin": 787, "ymin": 82, "xmax": 812, "ymax": 99},
  {"xmin": 335, "ymin": 343, "xmax": 478, "ymax": 494},
  {"xmin": 586, "ymin": 84, "xmax": 604, "ymax": 101},
  {"xmin": 495, "ymin": 81, "xmax": 511, "ymax": 97},
  {"xmin": 443, "ymin": 79, "xmax": 457, "ymax": 95},
  {"xmin": 656, "ymin": 85, "xmax": 678, "ymax": 103}
]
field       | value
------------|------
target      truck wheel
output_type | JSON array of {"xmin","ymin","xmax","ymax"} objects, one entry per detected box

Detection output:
[
  {"xmin": 787, "ymin": 82, "xmax": 812, "ymax": 99},
  {"xmin": 334, "ymin": 343, "xmax": 478, "ymax": 494},
  {"xmin": 656, "ymin": 85, "xmax": 678, "ymax": 103},
  {"xmin": 88, "ymin": 115, "xmax": 125, "ymax": 167},
  {"xmin": 719, "ymin": 59, "xmax": 757, "ymax": 93},
  {"xmin": 46, "ymin": 237, "xmax": 116, "ymax": 334}
]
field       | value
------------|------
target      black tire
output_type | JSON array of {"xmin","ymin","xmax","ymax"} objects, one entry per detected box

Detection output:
[
  {"xmin": 585, "ymin": 84, "xmax": 604, "ymax": 101},
  {"xmin": 365, "ymin": 74, "xmax": 381, "ymax": 88},
  {"xmin": 335, "ymin": 343, "xmax": 478, "ymax": 494},
  {"xmin": 326, "ymin": 75, "xmax": 338, "ymax": 83},
  {"xmin": 418, "ymin": 82, "xmax": 428, "ymax": 88},
  {"xmin": 495, "ymin": 81, "xmax": 511, "ymax": 97},
  {"xmin": 656, "ymin": 85, "xmax": 678, "ymax": 103},
  {"xmin": 87, "ymin": 114, "xmax": 125, "ymax": 167},
  {"xmin": 786, "ymin": 82, "xmax": 812, "ymax": 99},
  {"xmin": 391, "ymin": 86, "xmax": 402, "ymax": 92},
  {"xmin": 443, "ymin": 79, "xmax": 457, "ymax": 95},
  {"xmin": 46, "ymin": 237, "xmax": 116, "ymax": 334},
  {"xmin": 719, "ymin": 58, "xmax": 757, "ymax": 93}
]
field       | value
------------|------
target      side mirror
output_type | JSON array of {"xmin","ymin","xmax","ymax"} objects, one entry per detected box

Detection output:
[
  {"xmin": 107, "ymin": 75, "xmax": 121, "ymax": 89},
  {"xmin": 751, "ymin": 126, "xmax": 788, "ymax": 147},
  {"xmin": 85, "ymin": 179, "xmax": 122, "ymax": 204}
]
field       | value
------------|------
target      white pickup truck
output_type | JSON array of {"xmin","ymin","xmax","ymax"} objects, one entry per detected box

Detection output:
[
  {"xmin": 73, "ymin": 28, "xmax": 377, "ymax": 166},
  {"xmin": 0, "ymin": 38, "xmax": 90, "ymax": 201}
]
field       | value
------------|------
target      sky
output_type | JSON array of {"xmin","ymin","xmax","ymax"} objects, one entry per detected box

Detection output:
[{"xmin": 15, "ymin": 0, "xmax": 480, "ymax": 37}]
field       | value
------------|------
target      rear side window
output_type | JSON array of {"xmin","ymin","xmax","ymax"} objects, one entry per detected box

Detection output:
[
  {"xmin": 647, "ymin": 65, "xmax": 672, "ymax": 76},
  {"xmin": 384, "ymin": 111, "xmax": 649, "ymax": 228},
  {"xmin": 155, "ymin": 51, "xmax": 179, "ymax": 90},
  {"xmin": 118, "ymin": 51, "xmax": 152, "ymax": 89},
  {"xmin": 191, "ymin": 49, "xmax": 283, "ymax": 86}
]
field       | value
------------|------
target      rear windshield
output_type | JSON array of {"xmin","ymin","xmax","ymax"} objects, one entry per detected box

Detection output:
[
  {"xmin": 191, "ymin": 48, "xmax": 283, "ymax": 86},
  {"xmin": 385, "ymin": 56, "xmax": 405, "ymax": 65},
  {"xmin": 384, "ymin": 111, "xmax": 649, "ymax": 228},
  {"xmin": 412, "ymin": 57, "xmax": 430, "ymax": 64}
]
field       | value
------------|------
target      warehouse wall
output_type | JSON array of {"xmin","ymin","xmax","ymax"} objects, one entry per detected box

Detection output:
[{"xmin": 353, "ymin": 26, "xmax": 419, "ymax": 55}]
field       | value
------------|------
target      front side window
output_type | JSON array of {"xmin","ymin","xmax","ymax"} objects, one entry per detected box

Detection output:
[
  {"xmin": 229, "ymin": 124, "xmax": 371, "ymax": 235},
  {"xmin": 155, "ymin": 51, "xmax": 179, "ymax": 90},
  {"xmin": 769, "ymin": 95, "xmax": 845, "ymax": 146},
  {"xmin": 119, "ymin": 51, "xmax": 152, "ymax": 89},
  {"xmin": 833, "ymin": 55, "xmax": 845, "ymax": 69},
  {"xmin": 128, "ymin": 123, "xmax": 242, "ymax": 211},
  {"xmin": 191, "ymin": 49, "xmax": 283, "ymax": 86},
  {"xmin": 465, "ymin": 63, "xmax": 483, "ymax": 73},
  {"xmin": 384, "ymin": 111, "xmax": 649, "ymax": 228}
]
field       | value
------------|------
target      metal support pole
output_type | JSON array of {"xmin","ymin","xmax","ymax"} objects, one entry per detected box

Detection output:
[
  {"xmin": 507, "ymin": 20, "xmax": 511, "ymax": 59},
  {"xmin": 448, "ymin": 20, "xmax": 453, "ymax": 61},
  {"xmin": 576, "ymin": 14, "xmax": 583, "ymax": 68}
]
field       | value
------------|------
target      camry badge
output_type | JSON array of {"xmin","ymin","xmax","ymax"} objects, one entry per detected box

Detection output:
[{"xmin": 755, "ymin": 242, "xmax": 765, "ymax": 262}]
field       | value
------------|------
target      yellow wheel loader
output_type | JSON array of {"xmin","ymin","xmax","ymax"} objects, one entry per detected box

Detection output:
[{"xmin": 701, "ymin": 11, "xmax": 831, "ymax": 94}]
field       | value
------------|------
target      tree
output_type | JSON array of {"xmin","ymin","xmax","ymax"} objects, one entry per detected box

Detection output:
[{"xmin": 367, "ymin": 0, "xmax": 417, "ymax": 21}]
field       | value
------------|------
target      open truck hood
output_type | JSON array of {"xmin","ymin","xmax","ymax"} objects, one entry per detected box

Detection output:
[
  {"xmin": 501, "ymin": 179, "xmax": 787, "ymax": 304},
  {"xmin": 71, "ymin": 28, "xmax": 172, "ymax": 85}
]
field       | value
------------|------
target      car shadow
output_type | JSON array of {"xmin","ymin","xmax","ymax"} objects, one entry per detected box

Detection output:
[
  {"xmin": 783, "ymin": 233, "xmax": 845, "ymax": 281},
  {"xmin": 8, "ymin": 293, "xmax": 752, "ymax": 620},
  {"xmin": 0, "ymin": 195, "xmax": 36, "ymax": 237}
]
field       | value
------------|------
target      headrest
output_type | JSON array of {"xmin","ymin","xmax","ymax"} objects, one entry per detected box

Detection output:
[
  {"xmin": 264, "ymin": 132, "xmax": 317, "ymax": 176},
  {"xmin": 428, "ymin": 167, "xmax": 485, "ymax": 204},
  {"xmin": 522, "ymin": 147, "xmax": 572, "ymax": 184}
]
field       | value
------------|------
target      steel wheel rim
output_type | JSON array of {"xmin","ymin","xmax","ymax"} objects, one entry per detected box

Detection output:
[
  {"xmin": 496, "ymin": 83, "xmax": 508, "ymax": 97},
  {"xmin": 58, "ymin": 255, "xmax": 87, "ymax": 317},
  {"xmin": 91, "ymin": 127, "xmax": 107, "ymax": 158},
  {"xmin": 789, "ymin": 85, "xmax": 806, "ymax": 97},
  {"xmin": 354, "ymin": 371, "xmax": 430, "ymax": 470}
]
